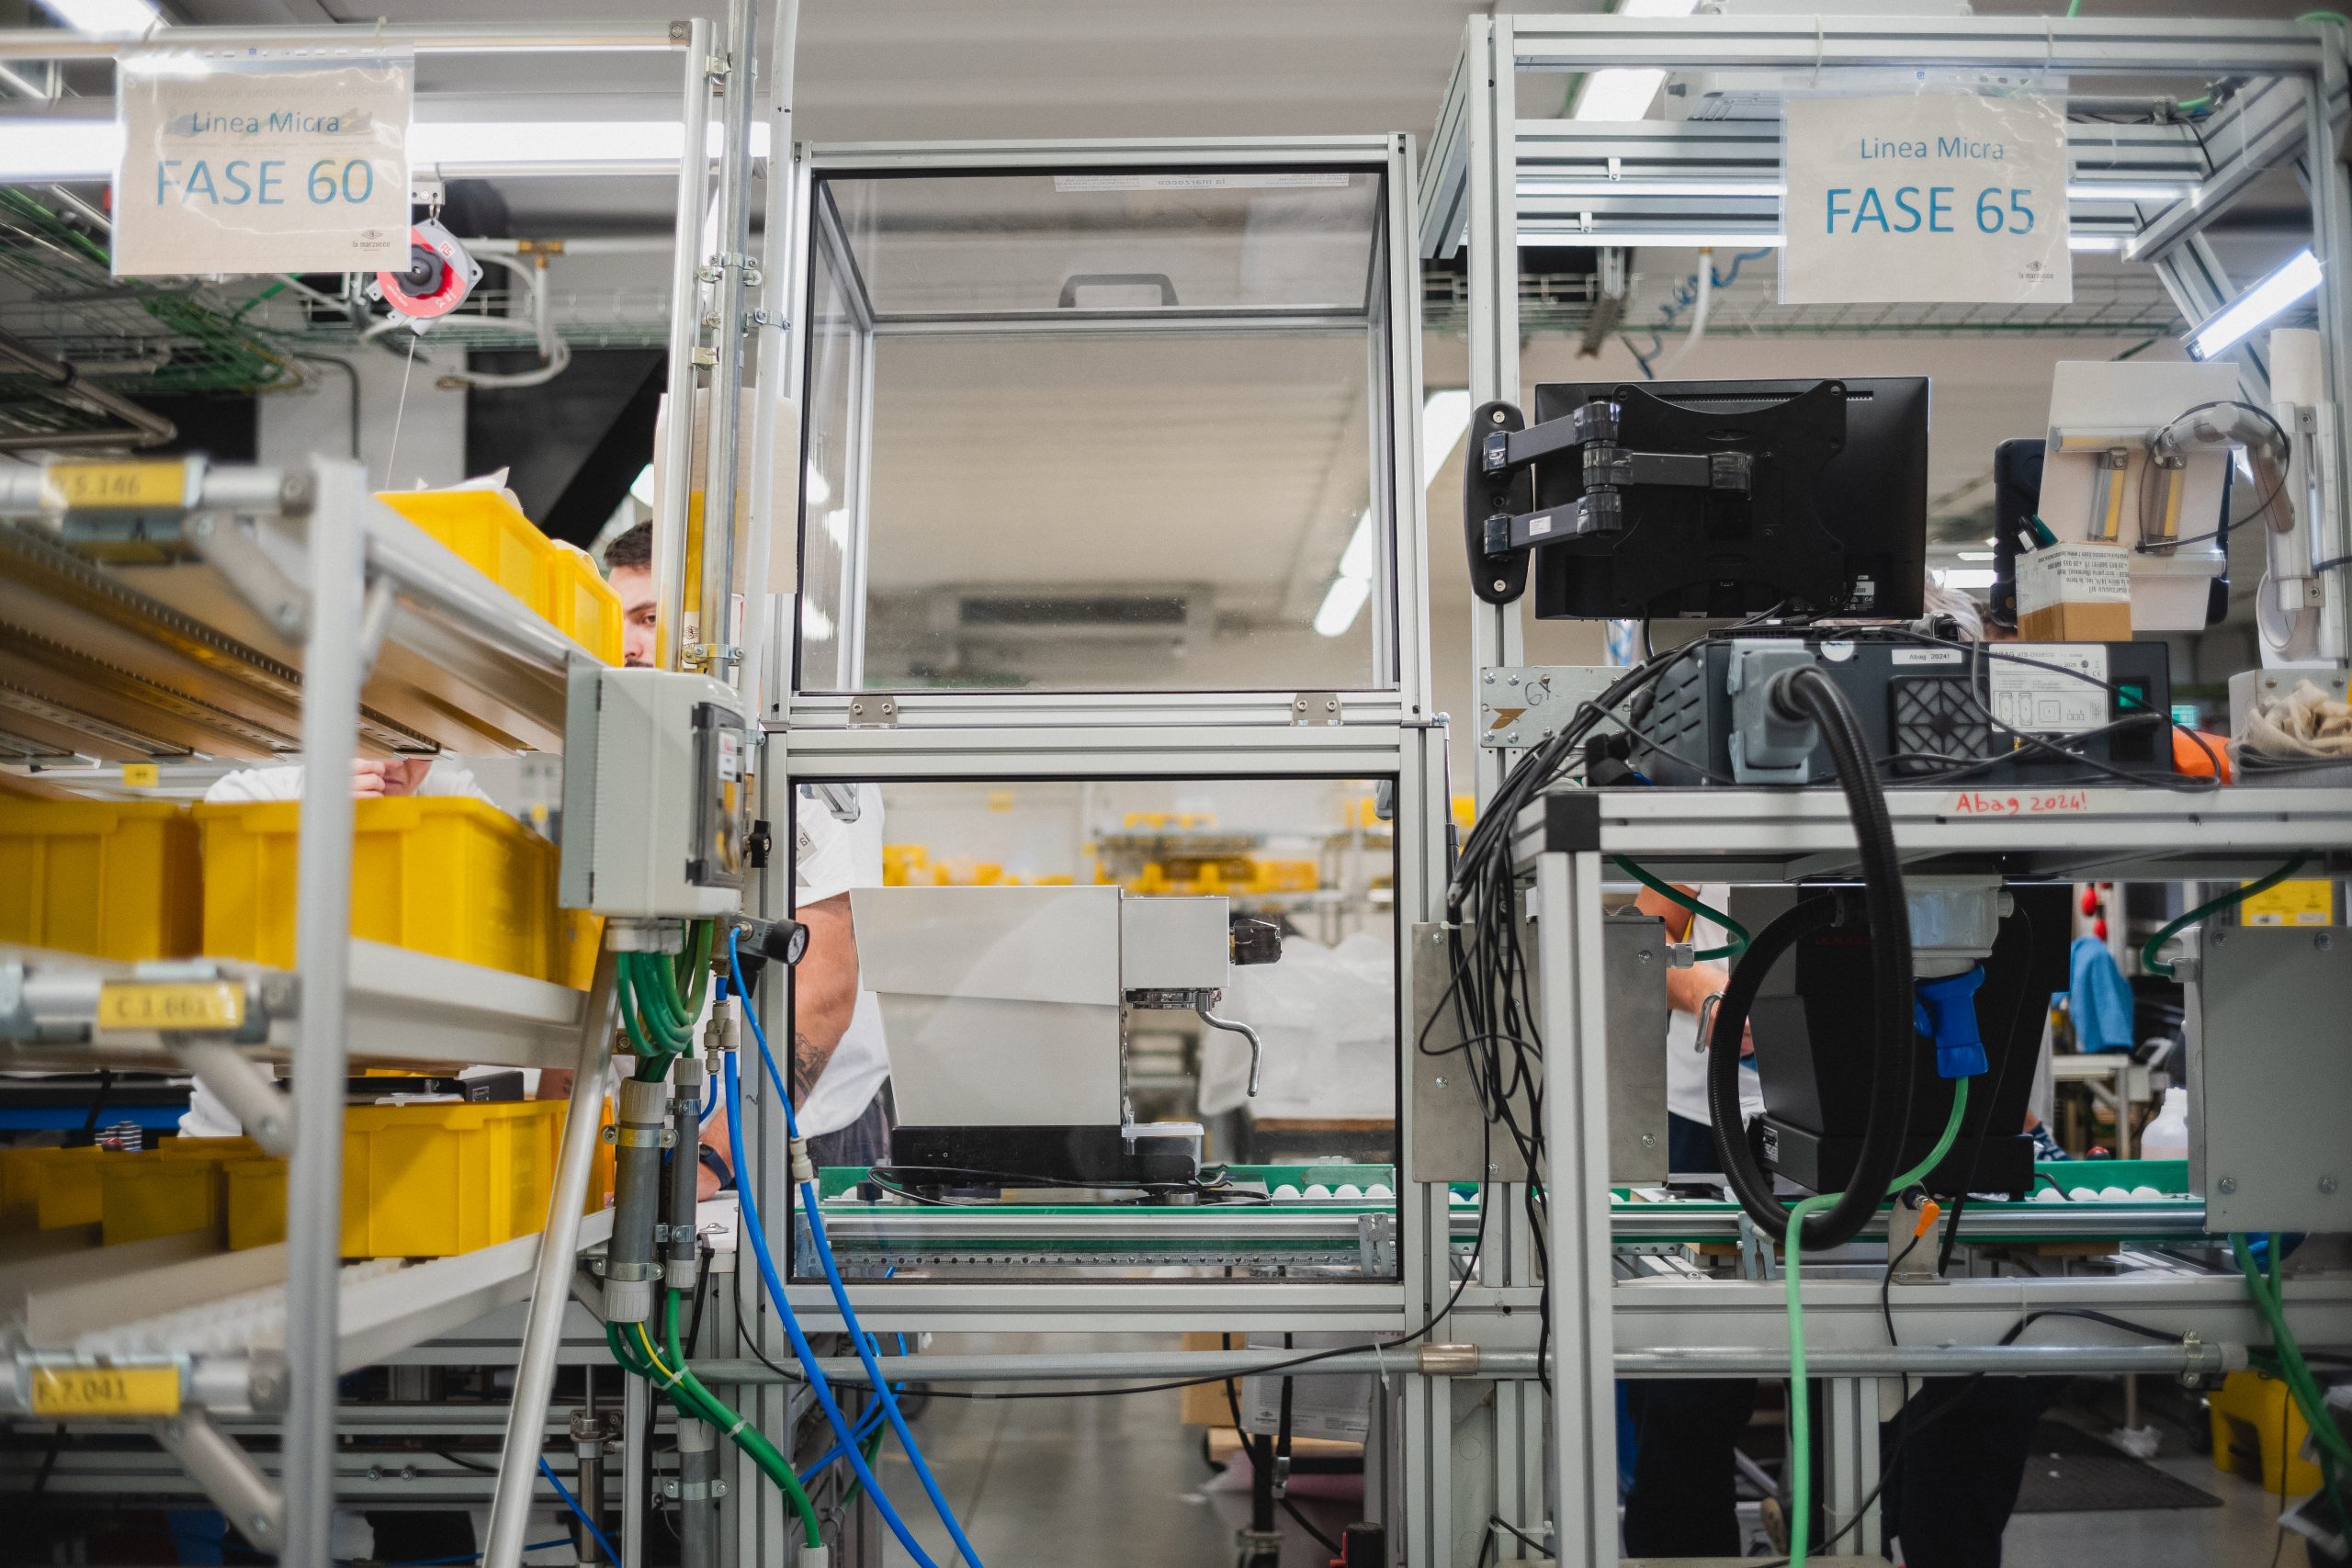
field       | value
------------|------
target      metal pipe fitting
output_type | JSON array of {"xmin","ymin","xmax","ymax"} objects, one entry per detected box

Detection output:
[{"xmin": 605, "ymin": 1077, "xmax": 673, "ymax": 1323}]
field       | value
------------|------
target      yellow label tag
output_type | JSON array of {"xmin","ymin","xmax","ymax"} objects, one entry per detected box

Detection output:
[
  {"xmin": 119, "ymin": 763, "xmax": 160, "ymax": 788},
  {"xmin": 2241, "ymin": 877, "xmax": 2334, "ymax": 927},
  {"xmin": 96, "ymin": 981, "xmax": 244, "ymax": 1033},
  {"xmin": 28, "ymin": 1364, "xmax": 180, "ymax": 1418},
  {"xmin": 40, "ymin": 460, "xmax": 188, "ymax": 513}
]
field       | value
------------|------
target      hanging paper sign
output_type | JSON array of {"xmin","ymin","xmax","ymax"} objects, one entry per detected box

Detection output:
[
  {"xmin": 1780, "ymin": 92, "xmax": 2070, "ymax": 306},
  {"xmin": 114, "ymin": 54, "xmax": 410, "ymax": 276}
]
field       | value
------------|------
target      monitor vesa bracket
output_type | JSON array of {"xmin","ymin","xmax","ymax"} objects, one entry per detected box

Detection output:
[{"xmin": 1476, "ymin": 396, "xmax": 1758, "ymax": 561}]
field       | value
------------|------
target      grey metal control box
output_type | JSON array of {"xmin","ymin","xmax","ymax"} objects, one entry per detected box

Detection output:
[
  {"xmin": 558, "ymin": 667, "xmax": 752, "ymax": 919},
  {"xmin": 2191, "ymin": 924, "xmax": 2352, "ymax": 1234}
]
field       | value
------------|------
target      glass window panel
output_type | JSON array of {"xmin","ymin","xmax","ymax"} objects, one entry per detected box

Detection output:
[
  {"xmin": 786, "ymin": 776, "xmax": 1400, "ymax": 1284},
  {"xmin": 795, "ymin": 166, "xmax": 1398, "ymax": 694}
]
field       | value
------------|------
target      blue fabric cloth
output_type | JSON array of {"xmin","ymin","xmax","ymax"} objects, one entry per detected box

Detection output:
[{"xmin": 2068, "ymin": 935, "xmax": 2137, "ymax": 1052}]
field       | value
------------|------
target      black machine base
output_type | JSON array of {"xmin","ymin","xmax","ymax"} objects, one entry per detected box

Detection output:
[
  {"xmin": 887, "ymin": 1123, "xmax": 1203, "ymax": 1190},
  {"xmin": 1751, "ymin": 1117, "xmax": 2035, "ymax": 1201}
]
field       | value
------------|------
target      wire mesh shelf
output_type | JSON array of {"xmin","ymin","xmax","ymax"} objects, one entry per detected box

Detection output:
[{"xmin": 0, "ymin": 190, "xmax": 301, "ymax": 416}]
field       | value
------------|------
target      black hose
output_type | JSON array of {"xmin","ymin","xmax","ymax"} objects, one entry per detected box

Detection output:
[
  {"xmin": 1707, "ymin": 664, "xmax": 1920, "ymax": 1251},
  {"xmin": 1707, "ymin": 895, "xmax": 1842, "ymax": 1238}
]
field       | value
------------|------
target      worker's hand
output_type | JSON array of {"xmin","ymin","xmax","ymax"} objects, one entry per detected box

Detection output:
[
  {"xmin": 1667, "ymin": 965, "xmax": 1755, "ymax": 1055},
  {"xmin": 350, "ymin": 758, "xmax": 432, "ymax": 798}
]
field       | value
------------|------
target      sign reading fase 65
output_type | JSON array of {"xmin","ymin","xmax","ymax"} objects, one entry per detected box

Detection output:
[
  {"xmin": 1780, "ymin": 92, "xmax": 2072, "ymax": 308},
  {"xmin": 114, "ymin": 57, "xmax": 411, "ymax": 277}
]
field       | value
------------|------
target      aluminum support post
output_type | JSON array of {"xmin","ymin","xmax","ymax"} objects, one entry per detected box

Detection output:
[
  {"xmin": 485, "ymin": 946, "xmax": 621, "ymax": 1568},
  {"xmin": 655, "ymin": 17, "xmax": 717, "ymax": 672},
  {"xmin": 279, "ymin": 458, "xmax": 367, "ymax": 1566},
  {"xmin": 1536, "ymin": 843, "xmax": 1618, "ymax": 1566}
]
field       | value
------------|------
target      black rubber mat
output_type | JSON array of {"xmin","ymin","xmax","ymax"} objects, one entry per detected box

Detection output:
[{"xmin": 2010, "ymin": 1420, "xmax": 2223, "ymax": 1514}]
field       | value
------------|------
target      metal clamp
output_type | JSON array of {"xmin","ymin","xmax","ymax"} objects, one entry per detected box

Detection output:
[
  {"xmin": 1290, "ymin": 692, "xmax": 1342, "ymax": 726},
  {"xmin": 1417, "ymin": 1342, "xmax": 1481, "ymax": 1377}
]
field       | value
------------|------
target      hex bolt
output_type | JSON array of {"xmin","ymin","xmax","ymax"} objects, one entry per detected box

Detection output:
[
  {"xmin": 1640, "ymin": 1132, "xmax": 1657, "ymax": 1148},
  {"xmin": 1483, "ymin": 671, "xmax": 1496, "ymax": 684},
  {"xmin": 1636, "ymin": 949, "xmax": 1652, "ymax": 964},
  {"xmin": 2323, "ymin": 1176, "xmax": 2340, "ymax": 1195},
  {"xmin": 2318, "ymin": 933, "xmax": 2334, "ymax": 953},
  {"xmin": 1433, "ymin": 1076, "xmax": 1448, "ymax": 1089},
  {"xmin": 2217, "ymin": 1176, "xmax": 2238, "ymax": 1194}
]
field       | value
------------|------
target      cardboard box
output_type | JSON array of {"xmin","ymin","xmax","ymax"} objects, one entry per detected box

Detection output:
[{"xmin": 2017, "ymin": 542, "xmax": 2134, "ymax": 643}]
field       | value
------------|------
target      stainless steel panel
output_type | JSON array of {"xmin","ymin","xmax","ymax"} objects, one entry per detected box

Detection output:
[{"xmin": 2194, "ymin": 925, "xmax": 2352, "ymax": 1234}]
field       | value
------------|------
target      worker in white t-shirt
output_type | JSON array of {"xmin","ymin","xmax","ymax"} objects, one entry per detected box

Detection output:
[{"xmin": 1636, "ymin": 880, "xmax": 1761, "ymax": 1176}]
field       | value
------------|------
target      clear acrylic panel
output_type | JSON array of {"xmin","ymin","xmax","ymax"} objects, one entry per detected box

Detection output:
[
  {"xmin": 795, "ymin": 166, "xmax": 1398, "ymax": 694},
  {"xmin": 788, "ymin": 775, "xmax": 1400, "ymax": 1284}
]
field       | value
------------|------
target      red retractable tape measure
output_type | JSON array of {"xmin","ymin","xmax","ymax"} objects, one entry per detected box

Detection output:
[{"xmin": 375, "ymin": 218, "xmax": 481, "ymax": 321}]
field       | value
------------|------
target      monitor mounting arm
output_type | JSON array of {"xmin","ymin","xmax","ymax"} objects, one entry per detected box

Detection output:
[{"xmin": 1464, "ymin": 396, "xmax": 1757, "ymax": 606}]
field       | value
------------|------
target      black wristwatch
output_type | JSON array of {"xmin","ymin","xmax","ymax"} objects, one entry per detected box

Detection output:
[{"xmin": 698, "ymin": 1145, "xmax": 735, "ymax": 1191}]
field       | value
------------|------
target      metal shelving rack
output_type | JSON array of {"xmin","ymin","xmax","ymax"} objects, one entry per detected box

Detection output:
[
  {"xmin": 0, "ymin": 19, "xmax": 729, "ymax": 1563},
  {"xmin": 1421, "ymin": 15, "xmax": 2352, "ymax": 1564}
]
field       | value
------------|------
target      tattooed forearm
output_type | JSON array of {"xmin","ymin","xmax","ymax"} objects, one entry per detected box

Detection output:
[{"xmin": 792, "ymin": 1032, "xmax": 823, "ymax": 1105}]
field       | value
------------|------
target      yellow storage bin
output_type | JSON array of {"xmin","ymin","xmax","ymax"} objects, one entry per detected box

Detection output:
[
  {"xmin": 197, "ymin": 796, "xmax": 560, "ymax": 983},
  {"xmin": 0, "ymin": 1145, "xmax": 107, "ymax": 1232},
  {"xmin": 561, "ymin": 908, "xmax": 605, "ymax": 991},
  {"xmin": 0, "ymin": 801, "xmax": 200, "ymax": 962},
  {"xmin": 103, "ymin": 1153, "xmax": 228, "ymax": 1246},
  {"xmin": 377, "ymin": 488, "xmax": 547, "ymax": 611},
  {"xmin": 543, "ymin": 543, "xmax": 625, "ymax": 665},
  {"xmin": 226, "ymin": 1101, "xmax": 576, "ymax": 1258}
]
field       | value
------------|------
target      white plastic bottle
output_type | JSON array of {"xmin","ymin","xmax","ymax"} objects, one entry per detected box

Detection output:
[{"xmin": 2140, "ymin": 1086, "xmax": 2190, "ymax": 1162}]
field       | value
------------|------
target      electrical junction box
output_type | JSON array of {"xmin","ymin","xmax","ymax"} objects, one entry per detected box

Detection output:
[
  {"xmin": 558, "ymin": 667, "xmax": 751, "ymax": 919},
  {"xmin": 2190, "ymin": 924, "xmax": 2352, "ymax": 1234}
]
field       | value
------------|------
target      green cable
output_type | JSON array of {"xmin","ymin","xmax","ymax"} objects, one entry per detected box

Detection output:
[
  {"xmin": 2065, "ymin": 0, "xmax": 2083, "ymax": 13},
  {"xmin": 2231, "ymin": 1235, "xmax": 2350, "ymax": 1531},
  {"xmin": 2141, "ymin": 857, "xmax": 2309, "ymax": 976},
  {"xmin": 1783, "ymin": 1076, "xmax": 1971, "ymax": 1567},
  {"xmin": 624, "ymin": 953, "xmax": 696, "ymax": 1049},
  {"xmin": 662, "ymin": 1291, "xmax": 822, "ymax": 1549},
  {"xmin": 1612, "ymin": 856, "xmax": 1751, "ymax": 958},
  {"xmin": 604, "ymin": 1306, "xmax": 823, "ymax": 1548},
  {"xmin": 2301, "ymin": 9, "xmax": 2348, "ymax": 24}
]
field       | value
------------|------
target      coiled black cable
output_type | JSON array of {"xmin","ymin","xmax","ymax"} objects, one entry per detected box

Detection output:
[{"xmin": 1705, "ymin": 664, "xmax": 1919, "ymax": 1250}]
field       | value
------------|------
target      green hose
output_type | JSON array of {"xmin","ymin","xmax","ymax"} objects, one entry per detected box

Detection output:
[
  {"xmin": 1612, "ymin": 856, "xmax": 1751, "ymax": 959},
  {"xmin": 1784, "ymin": 1076, "xmax": 1972, "ymax": 1566},
  {"xmin": 2231, "ymin": 1235, "xmax": 2349, "ymax": 1532},
  {"xmin": 605, "ymin": 1299, "xmax": 823, "ymax": 1548},
  {"xmin": 2141, "ymin": 858, "xmax": 2309, "ymax": 977}
]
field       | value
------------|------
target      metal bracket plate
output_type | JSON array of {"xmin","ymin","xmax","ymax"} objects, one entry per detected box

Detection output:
[
  {"xmin": 1476, "ymin": 664, "xmax": 1623, "ymax": 750},
  {"xmin": 1290, "ymin": 691, "xmax": 1342, "ymax": 726},
  {"xmin": 846, "ymin": 694, "xmax": 898, "ymax": 728}
]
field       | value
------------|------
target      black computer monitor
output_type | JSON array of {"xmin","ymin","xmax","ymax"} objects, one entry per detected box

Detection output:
[{"xmin": 1526, "ymin": 377, "xmax": 1929, "ymax": 621}]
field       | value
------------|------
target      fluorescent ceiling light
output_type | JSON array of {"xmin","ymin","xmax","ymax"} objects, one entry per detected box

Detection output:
[
  {"xmin": 801, "ymin": 599, "xmax": 834, "ymax": 642},
  {"xmin": 1423, "ymin": 389, "xmax": 1473, "ymax": 485},
  {"xmin": 1524, "ymin": 178, "xmax": 1785, "ymax": 200},
  {"xmin": 2064, "ymin": 183, "xmax": 2191, "ymax": 202},
  {"xmin": 34, "ymin": 0, "xmax": 156, "ymax": 32},
  {"xmin": 1521, "ymin": 231, "xmax": 1785, "ymax": 249},
  {"xmin": 1314, "ymin": 573, "xmax": 1373, "ymax": 638},
  {"xmin": 1957, "ymin": 550, "xmax": 1996, "ymax": 561},
  {"xmin": 0, "ymin": 117, "xmax": 770, "ymax": 180},
  {"xmin": 410, "ymin": 120, "xmax": 772, "ymax": 167},
  {"xmin": 2068, "ymin": 235, "xmax": 2124, "ymax": 253},
  {"xmin": 804, "ymin": 460, "xmax": 831, "ymax": 508},
  {"xmin": 2188, "ymin": 247, "xmax": 2321, "ymax": 360},
  {"xmin": 1336, "ymin": 511, "xmax": 1374, "ymax": 583},
  {"xmin": 628, "ymin": 464, "xmax": 656, "ymax": 506},
  {"xmin": 0, "ymin": 119, "xmax": 118, "ymax": 181},
  {"xmin": 1567, "ymin": 0, "xmax": 1697, "ymax": 121},
  {"xmin": 1936, "ymin": 568, "xmax": 1998, "ymax": 591}
]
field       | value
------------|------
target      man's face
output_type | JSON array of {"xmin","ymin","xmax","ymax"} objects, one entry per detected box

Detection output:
[{"xmin": 611, "ymin": 564, "xmax": 657, "ymax": 667}]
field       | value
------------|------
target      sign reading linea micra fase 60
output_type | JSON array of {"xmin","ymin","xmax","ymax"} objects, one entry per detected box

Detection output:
[
  {"xmin": 1781, "ymin": 92, "xmax": 2071, "ymax": 307},
  {"xmin": 114, "ymin": 56, "xmax": 410, "ymax": 277}
]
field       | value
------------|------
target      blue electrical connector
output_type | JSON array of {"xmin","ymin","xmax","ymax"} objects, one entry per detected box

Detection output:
[{"xmin": 1915, "ymin": 965, "xmax": 1990, "ymax": 1078}]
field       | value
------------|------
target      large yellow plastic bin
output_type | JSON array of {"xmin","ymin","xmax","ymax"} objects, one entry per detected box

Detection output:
[
  {"xmin": 196, "ymin": 796, "xmax": 561, "ymax": 983},
  {"xmin": 225, "ymin": 1100, "xmax": 572, "ymax": 1258},
  {"xmin": 100, "ymin": 1141, "xmax": 255, "ymax": 1246},
  {"xmin": 0, "ymin": 801, "xmax": 200, "ymax": 962},
  {"xmin": 543, "ymin": 542, "xmax": 625, "ymax": 665},
  {"xmin": 376, "ymin": 488, "xmax": 548, "ymax": 611}
]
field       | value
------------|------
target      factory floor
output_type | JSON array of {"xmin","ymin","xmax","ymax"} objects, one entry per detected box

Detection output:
[{"xmin": 876, "ymin": 1336, "xmax": 2314, "ymax": 1567}]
